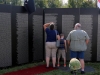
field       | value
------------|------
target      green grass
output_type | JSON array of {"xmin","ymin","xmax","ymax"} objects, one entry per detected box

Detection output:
[{"xmin": 0, "ymin": 62, "xmax": 100, "ymax": 75}]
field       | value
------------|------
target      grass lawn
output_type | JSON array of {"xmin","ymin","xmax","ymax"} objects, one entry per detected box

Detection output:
[{"xmin": 0, "ymin": 62, "xmax": 100, "ymax": 75}]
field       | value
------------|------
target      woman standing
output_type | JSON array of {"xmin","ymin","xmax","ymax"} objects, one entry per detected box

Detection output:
[{"xmin": 43, "ymin": 22, "xmax": 60, "ymax": 68}]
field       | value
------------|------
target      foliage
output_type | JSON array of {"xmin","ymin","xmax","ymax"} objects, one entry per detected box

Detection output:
[
  {"xmin": 34, "ymin": 0, "xmax": 49, "ymax": 8},
  {"xmin": 0, "ymin": 0, "xmax": 97, "ymax": 8},
  {"xmin": 68, "ymin": 0, "xmax": 96, "ymax": 8},
  {"xmin": 0, "ymin": 0, "xmax": 22, "ymax": 6},
  {"xmin": 35, "ymin": 0, "xmax": 64, "ymax": 8},
  {"xmin": 48, "ymin": 0, "xmax": 63, "ymax": 8}
]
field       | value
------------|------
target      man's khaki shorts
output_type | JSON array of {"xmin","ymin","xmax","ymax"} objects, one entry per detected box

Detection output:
[
  {"xmin": 45, "ymin": 42, "xmax": 57, "ymax": 58},
  {"xmin": 57, "ymin": 49, "xmax": 66, "ymax": 59}
]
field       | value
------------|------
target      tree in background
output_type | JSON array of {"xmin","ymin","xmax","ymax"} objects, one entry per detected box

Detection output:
[
  {"xmin": 48, "ymin": 0, "xmax": 63, "ymax": 8},
  {"xmin": 68, "ymin": 0, "xmax": 96, "ymax": 8},
  {"xmin": 81, "ymin": 0, "xmax": 96, "ymax": 8},
  {"xmin": 0, "ymin": 0, "xmax": 97, "ymax": 8},
  {"xmin": 35, "ymin": 0, "xmax": 49, "ymax": 8},
  {"xmin": 0, "ymin": 0, "xmax": 65, "ymax": 8},
  {"xmin": 0, "ymin": 0, "xmax": 22, "ymax": 6},
  {"xmin": 35, "ymin": 0, "xmax": 64, "ymax": 8},
  {"xmin": 68, "ymin": 0, "xmax": 77, "ymax": 8},
  {"xmin": 11, "ymin": 0, "xmax": 22, "ymax": 6},
  {"xmin": 68, "ymin": 0, "xmax": 85, "ymax": 8},
  {"xmin": 0, "ymin": 0, "xmax": 7, "ymax": 4}
]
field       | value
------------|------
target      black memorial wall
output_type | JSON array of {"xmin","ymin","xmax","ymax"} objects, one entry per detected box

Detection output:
[
  {"xmin": 0, "ymin": 4, "xmax": 12, "ymax": 67},
  {"xmin": 0, "ymin": 4, "xmax": 100, "ymax": 68},
  {"xmin": 0, "ymin": 4, "xmax": 43, "ymax": 68}
]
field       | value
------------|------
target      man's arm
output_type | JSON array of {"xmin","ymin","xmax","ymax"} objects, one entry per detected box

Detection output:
[
  {"xmin": 66, "ymin": 32, "xmax": 71, "ymax": 49},
  {"xmin": 85, "ymin": 31, "xmax": 90, "ymax": 45},
  {"xmin": 86, "ymin": 39, "xmax": 89, "ymax": 45},
  {"xmin": 64, "ymin": 40, "xmax": 67, "ymax": 52},
  {"xmin": 66, "ymin": 40, "xmax": 71, "ymax": 51},
  {"xmin": 83, "ymin": 30, "xmax": 90, "ymax": 45},
  {"xmin": 67, "ymin": 40, "xmax": 70, "ymax": 48}
]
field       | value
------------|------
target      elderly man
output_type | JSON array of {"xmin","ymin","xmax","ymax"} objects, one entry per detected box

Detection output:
[{"xmin": 67, "ymin": 23, "xmax": 89, "ymax": 74}]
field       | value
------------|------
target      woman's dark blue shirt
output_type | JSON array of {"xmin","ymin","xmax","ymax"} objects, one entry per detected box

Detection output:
[{"xmin": 46, "ymin": 28, "xmax": 59, "ymax": 42}]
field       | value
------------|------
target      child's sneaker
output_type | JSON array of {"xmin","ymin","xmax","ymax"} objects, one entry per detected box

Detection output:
[
  {"xmin": 64, "ymin": 64, "xmax": 66, "ymax": 67},
  {"xmin": 57, "ymin": 64, "xmax": 60, "ymax": 67}
]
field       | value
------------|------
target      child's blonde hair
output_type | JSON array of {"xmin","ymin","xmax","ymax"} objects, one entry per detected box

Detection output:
[{"xmin": 60, "ymin": 33, "xmax": 64, "ymax": 37}]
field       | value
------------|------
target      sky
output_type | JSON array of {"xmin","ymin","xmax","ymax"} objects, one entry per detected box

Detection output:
[{"xmin": 62, "ymin": 0, "xmax": 68, "ymax": 4}]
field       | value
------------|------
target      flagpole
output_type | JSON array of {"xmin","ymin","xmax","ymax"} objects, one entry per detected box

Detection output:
[
  {"xmin": 96, "ymin": 0, "xmax": 97, "ymax": 8},
  {"xmin": 97, "ymin": 0, "xmax": 100, "ymax": 14}
]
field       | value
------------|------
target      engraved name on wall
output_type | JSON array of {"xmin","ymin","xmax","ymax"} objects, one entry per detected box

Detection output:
[
  {"xmin": 62, "ymin": 15, "xmax": 75, "ymax": 60},
  {"xmin": 0, "ymin": 13, "xmax": 12, "ymax": 67},
  {"xmin": 97, "ymin": 15, "xmax": 100, "ymax": 61},
  {"xmin": 80, "ymin": 15, "xmax": 92, "ymax": 61},
  {"xmin": 33, "ymin": 15, "xmax": 43, "ymax": 60},
  {"xmin": 16, "ymin": 13, "xmax": 28, "ymax": 64}
]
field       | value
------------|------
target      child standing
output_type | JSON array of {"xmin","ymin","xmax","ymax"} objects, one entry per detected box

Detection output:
[{"xmin": 57, "ymin": 34, "xmax": 67, "ymax": 67}]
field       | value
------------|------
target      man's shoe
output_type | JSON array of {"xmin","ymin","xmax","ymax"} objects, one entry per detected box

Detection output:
[
  {"xmin": 81, "ymin": 71, "xmax": 85, "ymax": 74},
  {"xmin": 70, "ymin": 71, "xmax": 74, "ymax": 74}
]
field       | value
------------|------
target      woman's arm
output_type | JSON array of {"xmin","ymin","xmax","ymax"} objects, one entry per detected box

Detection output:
[
  {"xmin": 57, "ymin": 35, "xmax": 60, "ymax": 40},
  {"xmin": 43, "ymin": 22, "xmax": 54, "ymax": 30}
]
